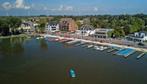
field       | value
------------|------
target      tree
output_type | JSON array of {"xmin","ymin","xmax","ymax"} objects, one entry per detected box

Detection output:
[
  {"xmin": 0, "ymin": 17, "xmax": 22, "ymax": 35},
  {"xmin": 0, "ymin": 18, "xmax": 10, "ymax": 36},
  {"xmin": 8, "ymin": 17, "xmax": 22, "ymax": 34},
  {"xmin": 38, "ymin": 23, "xmax": 46, "ymax": 33},
  {"xmin": 36, "ymin": 18, "xmax": 48, "ymax": 33}
]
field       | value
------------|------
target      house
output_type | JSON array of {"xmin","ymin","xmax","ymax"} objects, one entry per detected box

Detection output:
[
  {"xmin": 93, "ymin": 28, "xmax": 114, "ymax": 38},
  {"xmin": 19, "ymin": 21, "xmax": 34, "ymax": 32},
  {"xmin": 45, "ymin": 22, "xmax": 59, "ymax": 33},
  {"xmin": 76, "ymin": 24, "xmax": 94, "ymax": 36},
  {"xmin": 59, "ymin": 18, "xmax": 78, "ymax": 32},
  {"xmin": 126, "ymin": 31, "xmax": 147, "ymax": 42}
]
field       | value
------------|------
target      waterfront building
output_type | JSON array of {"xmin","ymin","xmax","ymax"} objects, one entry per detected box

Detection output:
[
  {"xmin": 93, "ymin": 28, "xmax": 114, "ymax": 38},
  {"xmin": 45, "ymin": 22, "xmax": 59, "ymax": 33},
  {"xmin": 126, "ymin": 31, "xmax": 147, "ymax": 42},
  {"xmin": 59, "ymin": 18, "xmax": 78, "ymax": 32},
  {"xmin": 19, "ymin": 21, "xmax": 39, "ymax": 33},
  {"xmin": 76, "ymin": 24, "xmax": 94, "ymax": 36}
]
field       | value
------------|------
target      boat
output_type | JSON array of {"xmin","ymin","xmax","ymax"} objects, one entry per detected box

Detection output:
[
  {"xmin": 94, "ymin": 46, "xmax": 100, "ymax": 50},
  {"xmin": 94, "ymin": 45, "xmax": 106, "ymax": 51},
  {"xmin": 36, "ymin": 37, "xmax": 40, "ymax": 39},
  {"xmin": 36, "ymin": 36, "xmax": 44, "ymax": 40},
  {"xmin": 87, "ymin": 45, "xmax": 93, "ymax": 48},
  {"xmin": 69, "ymin": 69, "xmax": 76, "ymax": 78}
]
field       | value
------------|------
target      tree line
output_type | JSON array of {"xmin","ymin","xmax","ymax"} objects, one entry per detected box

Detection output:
[
  {"xmin": 48, "ymin": 14, "xmax": 147, "ymax": 37},
  {"xmin": 0, "ymin": 14, "xmax": 147, "ymax": 37},
  {"xmin": 0, "ymin": 16, "xmax": 22, "ymax": 36}
]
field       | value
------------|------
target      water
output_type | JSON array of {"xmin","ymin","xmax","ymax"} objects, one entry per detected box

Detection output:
[{"xmin": 0, "ymin": 37, "xmax": 147, "ymax": 84}]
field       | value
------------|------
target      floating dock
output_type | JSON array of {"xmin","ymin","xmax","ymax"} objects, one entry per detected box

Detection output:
[
  {"xmin": 87, "ymin": 45, "xmax": 94, "ymax": 48},
  {"xmin": 107, "ymin": 48, "xmax": 116, "ymax": 53},
  {"xmin": 137, "ymin": 53, "xmax": 145, "ymax": 59},
  {"xmin": 116, "ymin": 48, "xmax": 135, "ymax": 57},
  {"xmin": 59, "ymin": 39, "xmax": 71, "ymax": 43},
  {"xmin": 81, "ymin": 43, "xmax": 89, "ymax": 47},
  {"xmin": 75, "ymin": 41, "xmax": 86, "ymax": 46},
  {"xmin": 66, "ymin": 40, "xmax": 80, "ymax": 45}
]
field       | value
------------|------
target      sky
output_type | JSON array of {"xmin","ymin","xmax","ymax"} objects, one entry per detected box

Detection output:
[{"xmin": 0, "ymin": 0, "xmax": 147, "ymax": 16}]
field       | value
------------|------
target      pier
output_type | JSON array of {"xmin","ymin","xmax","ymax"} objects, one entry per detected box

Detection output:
[
  {"xmin": 115, "ymin": 48, "xmax": 135, "ymax": 57},
  {"xmin": 75, "ymin": 41, "xmax": 86, "ymax": 46},
  {"xmin": 107, "ymin": 48, "xmax": 116, "ymax": 53},
  {"xmin": 137, "ymin": 53, "xmax": 146, "ymax": 59},
  {"xmin": 87, "ymin": 45, "xmax": 94, "ymax": 48},
  {"xmin": 66, "ymin": 40, "xmax": 80, "ymax": 45}
]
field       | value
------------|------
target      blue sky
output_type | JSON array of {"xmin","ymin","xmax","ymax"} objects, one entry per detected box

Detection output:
[{"xmin": 0, "ymin": 0, "xmax": 147, "ymax": 16}]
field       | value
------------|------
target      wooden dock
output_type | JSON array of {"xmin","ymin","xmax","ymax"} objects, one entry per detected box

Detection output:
[
  {"xmin": 137, "ymin": 53, "xmax": 145, "ymax": 59},
  {"xmin": 66, "ymin": 40, "xmax": 80, "ymax": 45},
  {"xmin": 124, "ymin": 50, "xmax": 135, "ymax": 58},
  {"xmin": 107, "ymin": 48, "xmax": 115, "ymax": 53}
]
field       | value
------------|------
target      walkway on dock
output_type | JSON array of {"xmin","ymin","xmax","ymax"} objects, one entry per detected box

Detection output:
[{"xmin": 115, "ymin": 48, "xmax": 135, "ymax": 57}]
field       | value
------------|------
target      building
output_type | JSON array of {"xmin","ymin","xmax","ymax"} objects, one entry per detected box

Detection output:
[
  {"xmin": 59, "ymin": 18, "xmax": 78, "ymax": 32},
  {"xmin": 126, "ymin": 31, "xmax": 147, "ymax": 42},
  {"xmin": 93, "ymin": 28, "xmax": 114, "ymax": 38},
  {"xmin": 19, "ymin": 21, "xmax": 33, "ymax": 32},
  {"xmin": 76, "ymin": 24, "xmax": 94, "ymax": 36},
  {"xmin": 45, "ymin": 22, "xmax": 59, "ymax": 32}
]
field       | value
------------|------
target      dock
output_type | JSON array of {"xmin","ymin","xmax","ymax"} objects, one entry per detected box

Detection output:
[
  {"xmin": 87, "ymin": 45, "xmax": 94, "ymax": 48},
  {"xmin": 59, "ymin": 39, "xmax": 71, "ymax": 43},
  {"xmin": 137, "ymin": 53, "xmax": 145, "ymax": 59},
  {"xmin": 124, "ymin": 50, "xmax": 135, "ymax": 58},
  {"xmin": 75, "ymin": 41, "xmax": 86, "ymax": 46},
  {"xmin": 107, "ymin": 48, "xmax": 115, "ymax": 53},
  {"xmin": 115, "ymin": 48, "xmax": 135, "ymax": 58},
  {"xmin": 66, "ymin": 40, "xmax": 80, "ymax": 45}
]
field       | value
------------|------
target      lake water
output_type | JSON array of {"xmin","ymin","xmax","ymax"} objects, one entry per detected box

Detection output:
[{"xmin": 0, "ymin": 37, "xmax": 147, "ymax": 84}]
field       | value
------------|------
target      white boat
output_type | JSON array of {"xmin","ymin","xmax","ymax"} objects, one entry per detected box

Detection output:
[
  {"xmin": 36, "ymin": 37, "xmax": 40, "ymax": 39},
  {"xmin": 87, "ymin": 45, "xmax": 93, "ymax": 48},
  {"xmin": 36, "ymin": 36, "xmax": 44, "ymax": 40},
  {"xmin": 94, "ymin": 46, "xmax": 100, "ymax": 50},
  {"xmin": 94, "ymin": 46, "xmax": 107, "ymax": 51}
]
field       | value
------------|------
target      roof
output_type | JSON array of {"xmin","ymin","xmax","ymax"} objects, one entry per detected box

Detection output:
[
  {"xmin": 95, "ymin": 28, "xmax": 113, "ymax": 33},
  {"xmin": 137, "ymin": 31, "xmax": 147, "ymax": 35},
  {"xmin": 79, "ymin": 24, "xmax": 94, "ymax": 30}
]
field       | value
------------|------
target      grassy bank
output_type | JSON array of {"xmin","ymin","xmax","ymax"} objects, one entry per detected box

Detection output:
[{"xmin": 0, "ymin": 34, "xmax": 30, "ymax": 39}]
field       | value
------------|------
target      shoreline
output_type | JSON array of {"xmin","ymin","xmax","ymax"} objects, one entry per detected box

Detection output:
[
  {"xmin": 0, "ymin": 34, "xmax": 30, "ymax": 39},
  {"xmin": 42, "ymin": 34, "xmax": 147, "ymax": 52}
]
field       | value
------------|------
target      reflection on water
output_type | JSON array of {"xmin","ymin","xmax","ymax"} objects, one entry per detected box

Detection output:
[
  {"xmin": 0, "ymin": 37, "xmax": 27, "ymax": 56},
  {"xmin": 39, "ymin": 39, "xmax": 48, "ymax": 51}
]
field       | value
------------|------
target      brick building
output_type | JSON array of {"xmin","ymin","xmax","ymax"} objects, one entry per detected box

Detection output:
[{"xmin": 59, "ymin": 18, "xmax": 78, "ymax": 32}]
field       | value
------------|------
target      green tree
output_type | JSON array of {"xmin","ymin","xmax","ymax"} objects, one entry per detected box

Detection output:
[{"xmin": 8, "ymin": 17, "xmax": 22, "ymax": 34}]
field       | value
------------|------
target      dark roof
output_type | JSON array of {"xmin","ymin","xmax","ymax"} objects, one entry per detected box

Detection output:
[{"xmin": 137, "ymin": 31, "xmax": 147, "ymax": 35}]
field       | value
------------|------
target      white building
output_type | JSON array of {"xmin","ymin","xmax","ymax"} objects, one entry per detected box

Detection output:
[
  {"xmin": 126, "ymin": 31, "xmax": 147, "ymax": 42},
  {"xmin": 19, "ymin": 21, "xmax": 34, "ymax": 32},
  {"xmin": 76, "ymin": 24, "xmax": 94, "ymax": 36},
  {"xmin": 93, "ymin": 28, "xmax": 114, "ymax": 38},
  {"xmin": 46, "ymin": 22, "xmax": 59, "ymax": 32}
]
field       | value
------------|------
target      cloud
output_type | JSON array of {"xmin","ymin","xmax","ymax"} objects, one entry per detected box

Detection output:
[
  {"xmin": 58, "ymin": 5, "xmax": 73, "ymax": 11},
  {"xmin": 24, "ymin": 6, "xmax": 30, "ymax": 10},
  {"xmin": 94, "ymin": 7, "xmax": 98, "ymax": 11},
  {"xmin": 1, "ymin": 0, "xmax": 31, "ymax": 10},
  {"xmin": 15, "ymin": 0, "xmax": 24, "ymax": 8},
  {"xmin": 2, "ymin": 2, "xmax": 12, "ymax": 10},
  {"xmin": 15, "ymin": 0, "xmax": 30, "ymax": 9}
]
